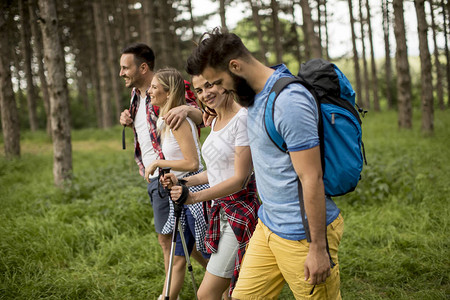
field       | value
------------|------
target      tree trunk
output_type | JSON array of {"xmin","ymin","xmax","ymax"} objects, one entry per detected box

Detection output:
[
  {"xmin": 290, "ymin": 1, "xmax": 303, "ymax": 64},
  {"xmin": 102, "ymin": 0, "xmax": 122, "ymax": 118},
  {"xmin": 141, "ymin": 0, "xmax": 153, "ymax": 47},
  {"xmin": 169, "ymin": 0, "xmax": 184, "ymax": 69},
  {"xmin": 359, "ymin": 0, "xmax": 370, "ymax": 109},
  {"xmin": 382, "ymin": 0, "xmax": 394, "ymax": 110},
  {"xmin": 38, "ymin": 0, "xmax": 73, "ymax": 186},
  {"xmin": 300, "ymin": 0, "xmax": 322, "ymax": 58},
  {"xmin": 187, "ymin": 0, "xmax": 196, "ymax": 39},
  {"xmin": 366, "ymin": 0, "xmax": 379, "ymax": 111},
  {"xmin": 322, "ymin": 0, "xmax": 330, "ymax": 60},
  {"xmin": 120, "ymin": 0, "xmax": 131, "ymax": 46},
  {"xmin": 249, "ymin": 0, "xmax": 269, "ymax": 64},
  {"xmin": 414, "ymin": 0, "xmax": 434, "ymax": 134},
  {"xmin": 0, "ymin": 8, "xmax": 21, "ymax": 158},
  {"xmin": 271, "ymin": 0, "xmax": 283, "ymax": 63},
  {"xmin": 441, "ymin": 0, "xmax": 450, "ymax": 109},
  {"xmin": 219, "ymin": 0, "xmax": 227, "ymax": 31},
  {"xmin": 348, "ymin": 0, "xmax": 362, "ymax": 107},
  {"xmin": 29, "ymin": 0, "xmax": 51, "ymax": 135},
  {"xmin": 393, "ymin": 0, "xmax": 413, "ymax": 129},
  {"xmin": 159, "ymin": 0, "xmax": 171, "ymax": 66},
  {"xmin": 19, "ymin": 0, "xmax": 39, "ymax": 131},
  {"xmin": 93, "ymin": 1, "xmax": 113, "ymax": 128},
  {"xmin": 430, "ymin": 1, "xmax": 444, "ymax": 110}
]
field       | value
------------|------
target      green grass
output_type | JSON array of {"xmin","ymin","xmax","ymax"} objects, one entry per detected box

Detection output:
[{"xmin": 1, "ymin": 110, "xmax": 449, "ymax": 299}]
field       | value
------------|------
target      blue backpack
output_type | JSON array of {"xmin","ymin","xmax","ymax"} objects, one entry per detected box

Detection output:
[{"xmin": 264, "ymin": 58, "xmax": 367, "ymax": 197}]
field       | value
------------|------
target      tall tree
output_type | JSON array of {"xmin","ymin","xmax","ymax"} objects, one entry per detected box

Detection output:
[
  {"xmin": 103, "ymin": 0, "xmax": 122, "ymax": 119},
  {"xmin": 141, "ymin": 0, "xmax": 153, "ymax": 47},
  {"xmin": 19, "ymin": 0, "xmax": 39, "ymax": 131},
  {"xmin": 382, "ymin": 0, "xmax": 394, "ymax": 109},
  {"xmin": 393, "ymin": 0, "xmax": 413, "ymax": 129},
  {"xmin": 290, "ymin": 0, "xmax": 303, "ymax": 64},
  {"xmin": 366, "ymin": 0, "xmax": 379, "ymax": 111},
  {"xmin": 159, "ymin": 0, "xmax": 172, "ymax": 66},
  {"xmin": 187, "ymin": 0, "xmax": 196, "ymax": 39},
  {"xmin": 359, "ymin": 0, "xmax": 370, "ymax": 109},
  {"xmin": 442, "ymin": 0, "xmax": 450, "ymax": 108},
  {"xmin": 38, "ymin": 0, "xmax": 73, "ymax": 186},
  {"xmin": 93, "ymin": 1, "xmax": 113, "ymax": 128},
  {"xmin": 271, "ymin": 0, "xmax": 283, "ymax": 63},
  {"xmin": 348, "ymin": 0, "xmax": 362, "ymax": 107},
  {"xmin": 169, "ymin": 0, "xmax": 184, "ymax": 69},
  {"xmin": 430, "ymin": 0, "xmax": 444, "ymax": 110},
  {"xmin": 219, "ymin": 0, "xmax": 228, "ymax": 30},
  {"xmin": 322, "ymin": 0, "xmax": 330, "ymax": 60},
  {"xmin": 300, "ymin": 0, "xmax": 322, "ymax": 58},
  {"xmin": 414, "ymin": 0, "xmax": 434, "ymax": 134},
  {"xmin": 120, "ymin": 0, "xmax": 131, "ymax": 46},
  {"xmin": 0, "ymin": 6, "xmax": 21, "ymax": 158},
  {"xmin": 248, "ymin": 0, "xmax": 269, "ymax": 64},
  {"xmin": 29, "ymin": 0, "xmax": 51, "ymax": 134}
]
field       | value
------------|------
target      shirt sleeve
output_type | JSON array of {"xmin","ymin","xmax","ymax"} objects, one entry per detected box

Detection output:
[
  {"xmin": 274, "ymin": 84, "xmax": 319, "ymax": 152},
  {"xmin": 234, "ymin": 109, "xmax": 250, "ymax": 147}
]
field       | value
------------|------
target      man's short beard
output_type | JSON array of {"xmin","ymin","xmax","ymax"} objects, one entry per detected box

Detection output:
[{"xmin": 229, "ymin": 71, "xmax": 256, "ymax": 107}]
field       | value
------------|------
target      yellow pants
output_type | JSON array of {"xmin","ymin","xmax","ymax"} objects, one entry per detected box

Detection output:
[{"xmin": 232, "ymin": 214, "xmax": 344, "ymax": 300}]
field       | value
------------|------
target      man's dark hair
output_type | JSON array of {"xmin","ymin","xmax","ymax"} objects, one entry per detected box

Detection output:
[
  {"xmin": 122, "ymin": 43, "xmax": 156, "ymax": 71},
  {"xmin": 185, "ymin": 27, "xmax": 251, "ymax": 75}
]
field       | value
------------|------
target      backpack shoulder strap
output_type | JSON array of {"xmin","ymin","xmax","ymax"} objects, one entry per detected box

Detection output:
[{"xmin": 264, "ymin": 76, "xmax": 304, "ymax": 152}]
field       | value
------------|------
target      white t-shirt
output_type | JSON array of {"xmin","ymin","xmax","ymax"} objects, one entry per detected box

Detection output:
[
  {"xmin": 134, "ymin": 96, "xmax": 159, "ymax": 179},
  {"xmin": 158, "ymin": 117, "xmax": 203, "ymax": 178},
  {"xmin": 201, "ymin": 108, "xmax": 249, "ymax": 187}
]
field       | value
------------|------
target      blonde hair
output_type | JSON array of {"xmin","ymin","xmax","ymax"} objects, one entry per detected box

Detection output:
[{"xmin": 154, "ymin": 68, "xmax": 186, "ymax": 137}]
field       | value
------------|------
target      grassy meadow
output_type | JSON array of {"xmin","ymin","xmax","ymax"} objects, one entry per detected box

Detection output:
[{"xmin": 0, "ymin": 109, "xmax": 449, "ymax": 299}]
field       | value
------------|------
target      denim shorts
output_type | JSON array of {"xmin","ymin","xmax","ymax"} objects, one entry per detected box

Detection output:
[{"xmin": 147, "ymin": 179, "xmax": 170, "ymax": 234}]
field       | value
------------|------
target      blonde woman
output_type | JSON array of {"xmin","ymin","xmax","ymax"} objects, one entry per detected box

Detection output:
[{"xmin": 145, "ymin": 68, "xmax": 208, "ymax": 300}]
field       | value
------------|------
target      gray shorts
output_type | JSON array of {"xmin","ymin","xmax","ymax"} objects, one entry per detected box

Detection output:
[
  {"xmin": 147, "ymin": 179, "xmax": 170, "ymax": 234},
  {"xmin": 206, "ymin": 209, "xmax": 239, "ymax": 278}
]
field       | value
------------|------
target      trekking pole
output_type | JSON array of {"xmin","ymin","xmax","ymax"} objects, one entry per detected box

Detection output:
[
  {"xmin": 162, "ymin": 168, "xmax": 198, "ymax": 300},
  {"xmin": 177, "ymin": 220, "xmax": 198, "ymax": 299}
]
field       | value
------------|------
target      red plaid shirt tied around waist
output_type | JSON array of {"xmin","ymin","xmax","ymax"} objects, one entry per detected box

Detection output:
[{"xmin": 205, "ymin": 176, "xmax": 260, "ymax": 296}]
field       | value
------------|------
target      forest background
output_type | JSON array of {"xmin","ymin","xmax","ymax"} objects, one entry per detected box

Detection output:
[{"xmin": 0, "ymin": 0, "xmax": 449, "ymax": 299}]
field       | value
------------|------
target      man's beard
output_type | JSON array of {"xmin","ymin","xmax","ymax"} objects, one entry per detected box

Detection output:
[{"xmin": 229, "ymin": 71, "xmax": 256, "ymax": 107}]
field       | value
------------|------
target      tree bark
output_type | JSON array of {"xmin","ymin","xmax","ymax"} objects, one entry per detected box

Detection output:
[
  {"xmin": 93, "ymin": 1, "xmax": 113, "ymax": 128},
  {"xmin": 0, "ymin": 7, "xmax": 21, "ymax": 158},
  {"xmin": 219, "ymin": 0, "xmax": 227, "ymax": 31},
  {"xmin": 359, "ymin": 0, "xmax": 370, "ymax": 109},
  {"xmin": 38, "ymin": 0, "xmax": 73, "ymax": 186},
  {"xmin": 443, "ymin": 0, "xmax": 450, "ymax": 108},
  {"xmin": 102, "ymin": 0, "xmax": 122, "ymax": 118},
  {"xmin": 19, "ymin": 0, "xmax": 39, "ymax": 131},
  {"xmin": 393, "ymin": 0, "xmax": 413, "ymax": 129},
  {"xmin": 249, "ymin": 0, "xmax": 269, "ymax": 64},
  {"xmin": 120, "ymin": 0, "xmax": 131, "ymax": 46},
  {"xmin": 159, "ymin": 0, "xmax": 171, "ymax": 66},
  {"xmin": 141, "ymin": 0, "xmax": 153, "ymax": 47},
  {"xmin": 348, "ymin": 0, "xmax": 362, "ymax": 107},
  {"xmin": 29, "ymin": 0, "xmax": 51, "ymax": 135},
  {"xmin": 322, "ymin": 0, "xmax": 330, "ymax": 60},
  {"xmin": 271, "ymin": 0, "xmax": 283, "ymax": 63},
  {"xmin": 187, "ymin": 0, "xmax": 196, "ymax": 39},
  {"xmin": 430, "ymin": 0, "xmax": 444, "ymax": 110},
  {"xmin": 382, "ymin": 0, "xmax": 394, "ymax": 109},
  {"xmin": 300, "ymin": 0, "xmax": 322, "ymax": 59},
  {"xmin": 414, "ymin": 0, "xmax": 434, "ymax": 134},
  {"xmin": 366, "ymin": 0, "xmax": 379, "ymax": 111},
  {"xmin": 290, "ymin": 0, "xmax": 303, "ymax": 64}
]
